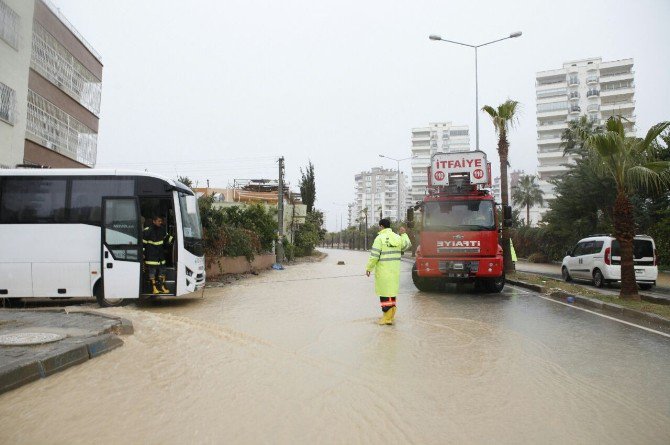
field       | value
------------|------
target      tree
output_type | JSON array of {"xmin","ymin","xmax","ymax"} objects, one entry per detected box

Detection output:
[
  {"xmin": 561, "ymin": 115, "xmax": 602, "ymax": 156},
  {"xmin": 585, "ymin": 117, "xmax": 670, "ymax": 300},
  {"xmin": 482, "ymin": 99, "xmax": 520, "ymax": 273},
  {"xmin": 178, "ymin": 176, "xmax": 193, "ymax": 188},
  {"xmin": 299, "ymin": 161, "xmax": 316, "ymax": 213},
  {"xmin": 511, "ymin": 175, "xmax": 544, "ymax": 226}
]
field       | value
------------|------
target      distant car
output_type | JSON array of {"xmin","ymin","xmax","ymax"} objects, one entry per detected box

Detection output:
[{"xmin": 561, "ymin": 235, "xmax": 658, "ymax": 290}]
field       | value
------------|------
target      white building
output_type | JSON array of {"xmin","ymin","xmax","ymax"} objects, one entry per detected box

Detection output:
[
  {"xmin": 534, "ymin": 57, "xmax": 635, "ymax": 221},
  {"xmin": 352, "ymin": 167, "xmax": 408, "ymax": 225},
  {"xmin": 0, "ymin": 0, "xmax": 102, "ymax": 169},
  {"xmin": 410, "ymin": 122, "xmax": 470, "ymax": 203}
]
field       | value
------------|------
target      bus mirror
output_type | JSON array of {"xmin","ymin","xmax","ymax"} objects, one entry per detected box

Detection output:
[{"xmin": 185, "ymin": 195, "xmax": 196, "ymax": 213}]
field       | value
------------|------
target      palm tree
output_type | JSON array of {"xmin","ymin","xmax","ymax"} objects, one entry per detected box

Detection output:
[
  {"xmin": 482, "ymin": 99, "xmax": 520, "ymax": 273},
  {"xmin": 512, "ymin": 175, "xmax": 544, "ymax": 226},
  {"xmin": 561, "ymin": 115, "xmax": 602, "ymax": 156},
  {"xmin": 585, "ymin": 117, "xmax": 670, "ymax": 300}
]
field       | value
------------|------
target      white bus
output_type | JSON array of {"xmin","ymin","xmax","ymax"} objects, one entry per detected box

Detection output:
[{"xmin": 0, "ymin": 169, "xmax": 206, "ymax": 307}]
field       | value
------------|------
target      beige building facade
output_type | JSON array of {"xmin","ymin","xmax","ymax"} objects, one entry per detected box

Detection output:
[{"xmin": 0, "ymin": 0, "xmax": 102, "ymax": 169}]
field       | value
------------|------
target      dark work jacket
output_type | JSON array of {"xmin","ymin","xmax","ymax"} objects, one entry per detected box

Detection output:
[{"xmin": 143, "ymin": 225, "xmax": 173, "ymax": 265}]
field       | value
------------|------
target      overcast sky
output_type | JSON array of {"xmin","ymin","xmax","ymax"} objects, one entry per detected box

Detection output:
[{"xmin": 55, "ymin": 0, "xmax": 670, "ymax": 230}]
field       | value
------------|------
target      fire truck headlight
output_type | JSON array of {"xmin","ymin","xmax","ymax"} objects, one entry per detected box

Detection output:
[{"xmin": 489, "ymin": 262, "xmax": 494, "ymax": 267}]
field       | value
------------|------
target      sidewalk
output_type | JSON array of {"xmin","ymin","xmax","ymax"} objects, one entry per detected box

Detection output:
[
  {"xmin": 515, "ymin": 260, "xmax": 670, "ymax": 289},
  {"xmin": 0, "ymin": 308, "xmax": 133, "ymax": 395}
]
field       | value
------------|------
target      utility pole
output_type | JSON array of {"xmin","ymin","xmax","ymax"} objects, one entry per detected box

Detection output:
[{"xmin": 277, "ymin": 157, "xmax": 285, "ymax": 263}]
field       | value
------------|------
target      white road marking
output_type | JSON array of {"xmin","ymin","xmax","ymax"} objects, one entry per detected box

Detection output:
[{"xmin": 507, "ymin": 285, "xmax": 670, "ymax": 339}]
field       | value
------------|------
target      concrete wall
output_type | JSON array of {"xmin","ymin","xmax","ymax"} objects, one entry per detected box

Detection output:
[
  {"xmin": 206, "ymin": 253, "xmax": 275, "ymax": 278},
  {"xmin": 0, "ymin": 0, "xmax": 34, "ymax": 168}
]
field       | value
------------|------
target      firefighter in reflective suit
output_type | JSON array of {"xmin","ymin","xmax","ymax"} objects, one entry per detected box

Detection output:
[
  {"xmin": 366, "ymin": 218, "xmax": 412, "ymax": 325},
  {"xmin": 143, "ymin": 215, "xmax": 173, "ymax": 294}
]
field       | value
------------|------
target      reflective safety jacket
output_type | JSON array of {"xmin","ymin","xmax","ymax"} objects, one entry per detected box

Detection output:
[
  {"xmin": 366, "ymin": 228, "xmax": 412, "ymax": 297},
  {"xmin": 143, "ymin": 225, "xmax": 173, "ymax": 265}
]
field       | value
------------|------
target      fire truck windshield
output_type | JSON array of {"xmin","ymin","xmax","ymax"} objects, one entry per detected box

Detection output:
[{"xmin": 423, "ymin": 200, "xmax": 495, "ymax": 231}]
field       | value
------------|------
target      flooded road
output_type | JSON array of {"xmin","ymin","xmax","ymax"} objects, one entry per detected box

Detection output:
[{"xmin": 1, "ymin": 249, "xmax": 669, "ymax": 444}]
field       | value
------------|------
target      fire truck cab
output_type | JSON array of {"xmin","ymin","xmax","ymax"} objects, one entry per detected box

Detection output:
[{"xmin": 412, "ymin": 150, "xmax": 506, "ymax": 293}]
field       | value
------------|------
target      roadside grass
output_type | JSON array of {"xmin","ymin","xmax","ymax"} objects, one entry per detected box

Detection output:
[{"xmin": 509, "ymin": 271, "xmax": 670, "ymax": 319}]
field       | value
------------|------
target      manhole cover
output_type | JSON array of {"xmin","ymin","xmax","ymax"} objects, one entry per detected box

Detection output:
[{"xmin": 0, "ymin": 333, "xmax": 65, "ymax": 346}]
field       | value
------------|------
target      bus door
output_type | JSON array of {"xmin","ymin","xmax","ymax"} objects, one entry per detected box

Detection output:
[{"xmin": 101, "ymin": 197, "xmax": 141, "ymax": 299}]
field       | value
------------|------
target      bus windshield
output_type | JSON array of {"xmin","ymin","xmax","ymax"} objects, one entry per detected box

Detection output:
[
  {"xmin": 178, "ymin": 192, "xmax": 203, "ymax": 240},
  {"xmin": 424, "ymin": 200, "xmax": 495, "ymax": 231}
]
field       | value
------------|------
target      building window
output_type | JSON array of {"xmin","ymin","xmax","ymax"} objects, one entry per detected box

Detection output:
[
  {"xmin": 31, "ymin": 22, "xmax": 102, "ymax": 116},
  {"xmin": 0, "ymin": 0, "xmax": 19, "ymax": 50},
  {"xmin": 25, "ymin": 90, "xmax": 98, "ymax": 166},
  {"xmin": 0, "ymin": 82, "xmax": 16, "ymax": 125},
  {"xmin": 537, "ymin": 101, "xmax": 568, "ymax": 112},
  {"xmin": 450, "ymin": 129, "xmax": 469, "ymax": 136}
]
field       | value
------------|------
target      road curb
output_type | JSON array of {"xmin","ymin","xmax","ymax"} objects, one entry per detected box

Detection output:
[
  {"xmin": 0, "ymin": 311, "xmax": 131, "ymax": 395},
  {"xmin": 508, "ymin": 278, "xmax": 670, "ymax": 334},
  {"xmin": 64, "ymin": 308, "xmax": 134, "ymax": 335}
]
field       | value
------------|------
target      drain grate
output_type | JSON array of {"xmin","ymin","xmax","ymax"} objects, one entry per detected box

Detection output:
[{"xmin": 0, "ymin": 332, "xmax": 65, "ymax": 346}]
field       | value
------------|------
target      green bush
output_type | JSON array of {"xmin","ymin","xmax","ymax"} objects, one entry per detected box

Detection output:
[
  {"xmin": 282, "ymin": 238, "xmax": 296, "ymax": 261},
  {"xmin": 294, "ymin": 211, "xmax": 326, "ymax": 257},
  {"xmin": 221, "ymin": 203, "xmax": 277, "ymax": 252}
]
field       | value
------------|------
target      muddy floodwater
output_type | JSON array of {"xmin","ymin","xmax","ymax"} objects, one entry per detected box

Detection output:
[{"xmin": 1, "ymin": 249, "xmax": 669, "ymax": 444}]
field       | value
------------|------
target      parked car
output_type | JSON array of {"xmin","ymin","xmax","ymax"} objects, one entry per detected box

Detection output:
[{"xmin": 561, "ymin": 235, "xmax": 658, "ymax": 289}]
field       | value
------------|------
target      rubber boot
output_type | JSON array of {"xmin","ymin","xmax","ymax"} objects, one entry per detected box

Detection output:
[
  {"xmin": 150, "ymin": 279, "xmax": 160, "ymax": 295},
  {"xmin": 378, "ymin": 310, "xmax": 394, "ymax": 325},
  {"xmin": 159, "ymin": 275, "xmax": 170, "ymax": 294},
  {"xmin": 388, "ymin": 306, "xmax": 397, "ymax": 323}
]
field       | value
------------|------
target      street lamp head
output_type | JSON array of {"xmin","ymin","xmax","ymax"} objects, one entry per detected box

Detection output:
[
  {"xmin": 429, "ymin": 34, "xmax": 442, "ymax": 41},
  {"xmin": 509, "ymin": 31, "xmax": 522, "ymax": 38},
  {"xmin": 379, "ymin": 154, "xmax": 385, "ymax": 158}
]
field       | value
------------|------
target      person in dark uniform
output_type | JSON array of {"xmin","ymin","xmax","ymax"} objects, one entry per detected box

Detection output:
[{"xmin": 143, "ymin": 215, "xmax": 173, "ymax": 294}]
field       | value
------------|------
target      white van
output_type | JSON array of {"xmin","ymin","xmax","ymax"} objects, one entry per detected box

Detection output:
[{"xmin": 561, "ymin": 235, "xmax": 658, "ymax": 290}]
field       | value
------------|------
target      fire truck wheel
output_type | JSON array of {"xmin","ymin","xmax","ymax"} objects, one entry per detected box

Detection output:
[
  {"xmin": 485, "ymin": 274, "xmax": 505, "ymax": 293},
  {"xmin": 412, "ymin": 263, "xmax": 437, "ymax": 292}
]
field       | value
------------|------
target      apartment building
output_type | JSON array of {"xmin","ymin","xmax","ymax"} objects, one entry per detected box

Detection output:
[
  {"xmin": 351, "ymin": 167, "xmax": 408, "ymax": 225},
  {"xmin": 534, "ymin": 57, "xmax": 635, "ymax": 219},
  {"xmin": 0, "ymin": 0, "xmax": 102, "ymax": 169},
  {"xmin": 410, "ymin": 122, "xmax": 470, "ymax": 203}
]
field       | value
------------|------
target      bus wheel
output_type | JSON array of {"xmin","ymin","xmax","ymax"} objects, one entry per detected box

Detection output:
[
  {"xmin": 94, "ymin": 281, "xmax": 127, "ymax": 308},
  {"xmin": 485, "ymin": 274, "xmax": 505, "ymax": 293}
]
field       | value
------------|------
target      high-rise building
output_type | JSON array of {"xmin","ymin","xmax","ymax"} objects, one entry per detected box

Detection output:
[
  {"xmin": 351, "ymin": 167, "xmax": 408, "ymax": 225},
  {"xmin": 534, "ymin": 57, "xmax": 635, "ymax": 219},
  {"xmin": 0, "ymin": 0, "xmax": 102, "ymax": 169},
  {"xmin": 410, "ymin": 122, "xmax": 470, "ymax": 203}
]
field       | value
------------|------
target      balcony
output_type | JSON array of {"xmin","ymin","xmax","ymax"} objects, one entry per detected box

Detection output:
[
  {"xmin": 586, "ymin": 75, "xmax": 599, "ymax": 84},
  {"xmin": 600, "ymin": 71, "xmax": 634, "ymax": 83},
  {"xmin": 537, "ymin": 138, "xmax": 562, "ymax": 147},
  {"xmin": 569, "ymin": 105, "xmax": 581, "ymax": 114},
  {"xmin": 537, "ymin": 150, "xmax": 565, "ymax": 159},
  {"xmin": 567, "ymin": 76, "xmax": 579, "ymax": 86},
  {"xmin": 537, "ymin": 108, "xmax": 568, "ymax": 118},
  {"xmin": 586, "ymin": 90, "xmax": 600, "ymax": 98},
  {"xmin": 600, "ymin": 86, "xmax": 634, "ymax": 98},
  {"xmin": 601, "ymin": 100, "xmax": 635, "ymax": 112},
  {"xmin": 537, "ymin": 120, "xmax": 568, "ymax": 131},
  {"xmin": 538, "ymin": 164, "xmax": 569, "ymax": 173},
  {"xmin": 587, "ymin": 104, "xmax": 600, "ymax": 112},
  {"xmin": 568, "ymin": 92, "xmax": 579, "ymax": 101}
]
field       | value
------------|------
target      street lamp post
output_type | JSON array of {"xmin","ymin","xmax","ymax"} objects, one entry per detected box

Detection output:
[
  {"xmin": 379, "ymin": 154, "xmax": 415, "ymax": 223},
  {"xmin": 429, "ymin": 31, "xmax": 522, "ymax": 151}
]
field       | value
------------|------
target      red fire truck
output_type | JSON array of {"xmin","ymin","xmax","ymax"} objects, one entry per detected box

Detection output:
[{"xmin": 411, "ymin": 150, "xmax": 508, "ymax": 293}]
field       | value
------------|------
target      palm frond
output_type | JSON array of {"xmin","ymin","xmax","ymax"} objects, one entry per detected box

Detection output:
[{"xmin": 641, "ymin": 121, "xmax": 670, "ymax": 151}]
